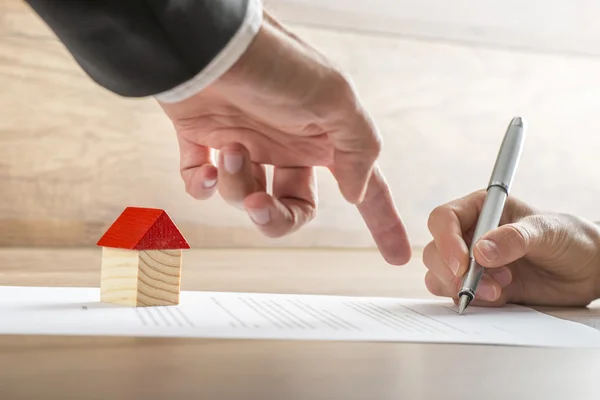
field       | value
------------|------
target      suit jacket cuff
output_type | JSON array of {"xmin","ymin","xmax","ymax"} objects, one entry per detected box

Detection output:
[
  {"xmin": 155, "ymin": 0, "xmax": 263, "ymax": 103},
  {"xmin": 26, "ymin": 0, "xmax": 263, "ymax": 99}
]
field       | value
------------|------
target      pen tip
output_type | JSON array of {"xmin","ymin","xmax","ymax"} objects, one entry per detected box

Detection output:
[
  {"xmin": 510, "ymin": 116, "xmax": 525, "ymax": 128},
  {"xmin": 458, "ymin": 295, "xmax": 470, "ymax": 315}
]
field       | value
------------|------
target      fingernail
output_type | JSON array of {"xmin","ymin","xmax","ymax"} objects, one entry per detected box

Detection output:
[
  {"xmin": 223, "ymin": 152, "xmax": 243, "ymax": 174},
  {"xmin": 203, "ymin": 179, "xmax": 217, "ymax": 188},
  {"xmin": 477, "ymin": 239, "xmax": 499, "ymax": 262},
  {"xmin": 247, "ymin": 208, "xmax": 270, "ymax": 225},
  {"xmin": 448, "ymin": 256, "xmax": 460, "ymax": 276},
  {"xmin": 493, "ymin": 268, "xmax": 512, "ymax": 287},
  {"xmin": 478, "ymin": 282, "xmax": 498, "ymax": 301}
]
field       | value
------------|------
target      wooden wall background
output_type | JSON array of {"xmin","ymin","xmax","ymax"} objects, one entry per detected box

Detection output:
[{"xmin": 2, "ymin": 0, "xmax": 600, "ymax": 248}]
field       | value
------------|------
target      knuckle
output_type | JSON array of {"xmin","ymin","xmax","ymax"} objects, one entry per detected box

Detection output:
[
  {"xmin": 421, "ymin": 241, "xmax": 437, "ymax": 268},
  {"xmin": 330, "ymin": 70, "xmax": 354, "ymax": 97},
  {"xmin": 353, "ymin": 114, "xmax": 382, "ymax": 161},
  {"xmin": 182, "ymin": 176, "xmax": 202, "ymax": 200},
  {"xmin": 261, "ymin": 229, "xmax": 287, "ymax": 239},
  {"xmin": 504, "ymin": 223, "xmax": 531, "ymax": 251},
  {"xmin": 424, "ymin": 272, "xmax": 436, "ymax": 292},
  {"xmin": 427, "ymin": 205, "xmax": 449, "ymax": 233},
  {"xmin": 305, "ymin": 205, "xmax": 317, "ymax": 223},
  {"xmin": 260, "ymin": 221, "xmax": 296, "ymax": 238},
  {"xmin": 181, "ymin": 169, "xmax": 193, "ymax": 188},
  {"xmin": 368, "ymin": 133, "xmax": 383, "ymax": 159},
  {"xmin": 424, "ymin": 272, "xmax": 443, "ymax": 296},
  {"xmin": 290, "ymin": 202, "xmax": 317, "ymax": 228},
  {"xmin": 311, "ymin": 70, "xmax": 354, "ymax": 115},
  {"xmin": 183, "ymin": 181, "xmax": 195, "ymax": 197},
  {"xmin": 259, "ymin": 207, "xmax": 311, "ymax": 239},
  {"xmin": 502, "ymin": 197, "xmax": 533, "ymax": 224}
]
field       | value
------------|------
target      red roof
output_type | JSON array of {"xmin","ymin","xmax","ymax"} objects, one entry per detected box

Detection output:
[{"xmin": 97, "ymin": 207, "xmax": 190, "ymax": 250}]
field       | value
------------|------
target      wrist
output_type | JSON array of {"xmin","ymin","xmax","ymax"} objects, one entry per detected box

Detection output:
[{"xmin": 218, "ymin": 14, "xmax": 345, "ymax": 105}]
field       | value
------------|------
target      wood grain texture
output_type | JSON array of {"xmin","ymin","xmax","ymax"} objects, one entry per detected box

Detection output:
[
  {"xmin": 100, "ymin": 248, "xmax": 182, "ymax": 306},
  {"xmin": 136, "ymin": 249, "xmax": 182, "ymax": 306},
  {"xmin": 1, "ymin": 247, "xmax": 600, "ymax": 399},
  {"xmin": 3, "ymin": 247, "xmax": 600, "ymax": 328},
  {"xmin": 3, "ymin": 2, "xmax": 600, "ymax": 249},
  {"xmin": 2, "ymin": 336, "xmax": 600, "ymax": 400},
  {"xmin": 99, "ymin": 248, "xmax": 141, "ymax": 306},
  {"xmin": 264, "ymin": 0, "xmax": 600, "ymax": 57}
]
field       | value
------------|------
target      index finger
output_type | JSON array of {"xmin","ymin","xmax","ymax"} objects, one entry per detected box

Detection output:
[
  {"xmin": 356, "ymin": 165, "xmax": 411, "ymax": 265},
  {"xmin": 426, "ymin": 190, "xmax": 486, "ymax": 276}
]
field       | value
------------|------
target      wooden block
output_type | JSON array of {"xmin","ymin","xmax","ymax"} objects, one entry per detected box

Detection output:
[
  {"xmin": 137, "ymin": 249, "xmax": 182, "ymax": 306},
  {"xmin": 99, "ymin": 247, "xmax": 139, "ymax": 307},
  {"xmin": 100, "ymin": 248, "xmax": 182, "ymax": 307},
  {"xmin": 97, "ymin": 207, "xmax": 189, "ymax": 307}
]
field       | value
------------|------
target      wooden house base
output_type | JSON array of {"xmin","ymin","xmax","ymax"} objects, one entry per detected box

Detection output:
[{"xmin": 100, "ymin": 247, "xmax": 182, "ymax": 307}]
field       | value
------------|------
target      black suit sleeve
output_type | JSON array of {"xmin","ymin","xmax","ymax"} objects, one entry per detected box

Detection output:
[{"xmin": 25, "ymin": 0, "xmax": 251, "ymax": 98}]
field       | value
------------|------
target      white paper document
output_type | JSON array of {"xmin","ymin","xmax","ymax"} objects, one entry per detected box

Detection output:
[{"xmin": 1, "ymin": 286, "xmax": 599, "ymax": 348}]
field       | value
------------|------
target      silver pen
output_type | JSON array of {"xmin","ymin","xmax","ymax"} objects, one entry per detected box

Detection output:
[{"xmin": 458, "ymin": 117, "xmax": 527, "ymax": 315}]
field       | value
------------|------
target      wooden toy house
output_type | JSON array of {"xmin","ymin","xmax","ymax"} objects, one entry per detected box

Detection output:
[{"xmin": 97, "ymin": 207, "xmax": 190, "ymax": 307}]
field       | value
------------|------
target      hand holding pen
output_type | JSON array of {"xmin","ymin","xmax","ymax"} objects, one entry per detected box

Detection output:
[
  {"xmin": 422, "ymin": 118, "xmax": 600, "ymax": 310},
  {"xmin": 457, "ymin": 117, "xmax": 526, "ymax": 314}
]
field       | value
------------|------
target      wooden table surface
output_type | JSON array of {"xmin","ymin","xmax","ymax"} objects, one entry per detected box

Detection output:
[{"xmin": 2, "ymin": 248, "xmax": 600, "ymax": 400}]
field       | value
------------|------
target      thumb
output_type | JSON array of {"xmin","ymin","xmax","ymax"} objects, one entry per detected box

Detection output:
[{"xmin": 473, "ymin": 217, "xmax": 542, "ymax": 268}]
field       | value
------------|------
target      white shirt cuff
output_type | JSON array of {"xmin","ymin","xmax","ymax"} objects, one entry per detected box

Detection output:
[{"xmin": 154, "ymin": 0, "xmax": 263, "ymax": 103}]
